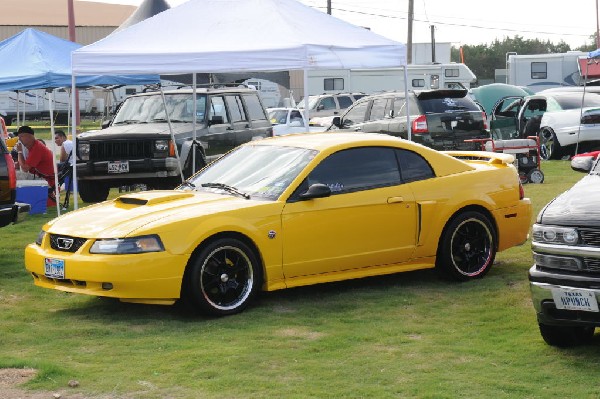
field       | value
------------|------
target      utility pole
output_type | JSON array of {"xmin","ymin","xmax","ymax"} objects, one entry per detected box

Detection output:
[
  {"xmin": 430, "ymin": 25, "xmax": 436, "ymax": 63},
  {"xmin": 67, "ymin": 0, "xmax": 80, "ymax": 127},
  {"xmin": 407, "ymin": 0, "xmax": 413, "ymax": 64},
  {"xmin": 596, "ymin": 0, "xmax": 599, "ymax": 48},
  {"xmin": 327, "ymin": 0, "xmax": 331, "ymax": 15}
]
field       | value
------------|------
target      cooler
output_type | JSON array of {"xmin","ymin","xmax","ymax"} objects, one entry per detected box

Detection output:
[{"xmin": 16, "ymin": 180, "xmax": 48, "ymax": 214}]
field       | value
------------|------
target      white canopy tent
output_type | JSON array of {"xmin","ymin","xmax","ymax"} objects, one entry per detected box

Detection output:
[{"xmin": 70, "ymin": 0, "xmax": 408, "ymax": 208}]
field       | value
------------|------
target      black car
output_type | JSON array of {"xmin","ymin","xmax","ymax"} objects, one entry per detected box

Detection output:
[
  {"xmin": 529, "ymin": 152, "xmax": 600, "ymax": 347},
  {"xmin": 75, "ymin": 86, "xmax": 273, "ymax": 203},
  {"xmin": 0, "ymin": 135, "xmax": 29, "ymax": 227},
  {"xmin": 330, "ymin": 89, "xmax": 489, "ymax": 151}
]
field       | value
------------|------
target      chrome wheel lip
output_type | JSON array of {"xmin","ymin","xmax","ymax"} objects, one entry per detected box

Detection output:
[
  {"xmin": 199, "ymin": 245, "xmax": 254, "ymax": 311},
  {"xmin": 449, "ymin": 218, "xmax": 493, "ymax": 277}
]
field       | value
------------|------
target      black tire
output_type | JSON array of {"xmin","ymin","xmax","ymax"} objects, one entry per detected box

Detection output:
[
  {"xmin": 77, "ymin": 180, "xmax": 110, "ymax": 203},
  {"xmin": 538, "ymin": 323, "xmax": 595, "ymax": 347},
  {"xmin": 539, "ymin": 128, "xmax": 562, "ymax": 160},
  {"xmin": 436, "ymin": 211, "xmax": 497, "ymax": 281},
  {"xmin": 183, "ymin": 238, "xmax": 262, "ymax": 316}
]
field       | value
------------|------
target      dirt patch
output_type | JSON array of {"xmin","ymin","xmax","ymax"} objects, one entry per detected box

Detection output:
[{"xmin": 0, "ymin": 368, "xmax": 89, "ymax": 399}]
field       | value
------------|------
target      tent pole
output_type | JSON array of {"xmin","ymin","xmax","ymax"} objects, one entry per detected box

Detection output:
[
  {"xmin": 159, "ymin": 86, "xmax": 184, "ymax": 183},
  {"xmin": 576, "ymin": 57, "xmax": 590, "ymax": 157},
  {"xmin": 72, "ymin": 75, "xmax": 79, "ymax": 210},
  {"xmin": 192, "ymin": 73, "xmax": 197, "ymax": 174},
  {"xmin": 16, "ymin": 91, "xmax": 20, "ymax": 126},
  {"xmin": 303, "ymin": 69, "xmax": 309, "ymax": 123},
  {"xmin": 49, "ymin": 90, "xmax": 60, "ymax": 216},
  {"xmin": 403, "ymin": 66, "xmax": 411, "ymax": 141}
]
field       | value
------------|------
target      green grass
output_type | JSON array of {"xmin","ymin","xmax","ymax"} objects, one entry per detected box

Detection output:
[{"xmin": 1, "ymin": 160, "xmax": 599, "ymax": 398}]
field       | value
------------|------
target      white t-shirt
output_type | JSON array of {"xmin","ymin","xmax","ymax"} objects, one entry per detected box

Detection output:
[{"xmin": 62, "ymin": 139, "xmax": 73, "ymax": 165}]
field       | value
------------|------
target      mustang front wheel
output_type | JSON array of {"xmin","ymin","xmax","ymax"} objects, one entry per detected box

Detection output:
[
  {"xmin": 184, "ymin": 238, "xmax": 261, "ymax": 316},
  {"xmin": 436, "ymin": 211, "xmax": 497, "ymax": 281}
]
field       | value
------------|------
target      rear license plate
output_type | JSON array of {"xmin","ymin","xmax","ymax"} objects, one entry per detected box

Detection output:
[
  {"xmin": 44, "ymin": 258, "xmax": 65, "ymax": 279},
  {"xmin": 108, "ymin": 161, "xmax": 129, "ymax": 174},
  {"xmin": 551, "ymin": 288, "xmax": 599, "ymax": 312}
]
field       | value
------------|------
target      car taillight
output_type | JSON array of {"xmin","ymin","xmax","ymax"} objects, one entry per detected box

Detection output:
[
  {"xmin": 169, "ymin": 140, "xmax": 175, "ymax": 157},
  {"xmin": 518, "ymin": 178, "xmax": 525, "ymax": 200},
  {"xmin": 412, "ymin": 115, "xmax": 428, "ymax": 134},
  {"xmin": 4, "ymin": 153, "xmax": 16, "ymax": 190},
  {"xmin": 482, "ymin": 112, "xmax": 488, "ymax": 130}
]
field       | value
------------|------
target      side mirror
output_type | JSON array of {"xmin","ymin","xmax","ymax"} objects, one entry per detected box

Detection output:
[
  {"xmin": 571, "ymin": 153, "xmax": 599, "ymax": 173},
  {"xmin": 332, "ymin": 116, "xmax": 341, "ymax": 128},
  {"xmin": 209, "ymin": 115, "xmax": 224, "ymax": 126},
  {"xmin": 388, "ymin": 109, "xmax": 395, "ymax": 118},
  {"xmin": 101, "ymin": 119, "xmax": 112, "ymax": 129},
  {"xmin": 316, "ymin": 104, "xmax": 324, "ymax": 111},
  {"xmin": 299, "ymin": 183, "xmax": 331, "ymax": 200}
]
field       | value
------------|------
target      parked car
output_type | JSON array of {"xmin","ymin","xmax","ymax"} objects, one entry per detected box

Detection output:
[
  {"xmin": 298, "ymin": 92, "xmax": 366, "ymax": 119},
  {"xmin": 330, "ymin": 89, "xmax": 489, "ymax": 151},
  {"xmin": 25, "ymin": 133, "xmax": 531, "ymax": 316},
  {"xmin": 0, "ymin": 134, "xmax": 29, "ymax": 227},
  {"xmin": 75, "ymin": 86, "xmax": 273, "ymax": 203},
  {"xmin": 267, "ymin": 107, "xmax": 326, "ymax": 136},
  {"xmin": 490, "ymin": 92, "xmax": 600, "ymax": 159},
  {"xmin": 529, "ymin": 151, "xmax": 600, "ymax": 347}
]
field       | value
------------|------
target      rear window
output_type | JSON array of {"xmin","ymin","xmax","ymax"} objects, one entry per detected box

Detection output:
[
  {"xmin": 553, "ymin": 95, "xmax": 600, "ymax": 110},
  {"xmin": 417, "ymin": 97, "xmax": 480, "ymax": 114}
]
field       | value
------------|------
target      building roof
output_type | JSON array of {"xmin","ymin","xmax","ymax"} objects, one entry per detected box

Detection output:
[{"xmin": 0, "ymin": 0, "xmax": 135, "ymax": 27}]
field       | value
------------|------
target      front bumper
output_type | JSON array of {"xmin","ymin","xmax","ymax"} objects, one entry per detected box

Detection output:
[
  {"xmin": 529, "ymin": 264, "xmax": 600, "ymax": 327},
  {"xmin": 24, "ymin": 239, "xmax": 189, "ymax": 305},
  {"xmin": 0, "ymin": 201, "xmax": 30, "ymax": 227},
  {"xmin": 76, "ymin": 157, "xmax": 180, "ymax": 180}
]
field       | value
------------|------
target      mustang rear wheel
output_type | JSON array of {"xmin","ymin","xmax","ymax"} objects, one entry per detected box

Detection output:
[
  {"xmin": 538, "ymin": 323, "xmax": 595, "ymax": 347},
  {"xmin": 184, "ymin": 238, "xmax": 261, "ymax": 316},
  {"xmin": 436, "ymin": 211, "xmax": 496, "ymax": 281}
]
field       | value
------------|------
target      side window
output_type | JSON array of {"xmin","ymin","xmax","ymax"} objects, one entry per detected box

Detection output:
[
  {"xmin": 336, "ymin": 96, "xmax": 353, "ymax": 109},
  {"xmin": 531, "ymin": 62, "xmax": 547, "ymax": 79},
  {"xmin": 342, "ymin": 100, "xmax": 370, "ymax": 127},
  {"xmin": 243, "ymin": 94, "xmax": 268, "ymax": 121},
  {"xmin": 324, "ymin": 78, "xmax": 344, "ymax": 91},
  {"xmin": 208, "ymin": 96, "xmax": 229, "ymax": 124},
  {"xmin": 225, "ymin": 95, "xmax": 247, "ymax": 122},
  {"xmin": 430, "ymin": 75, "xmax": 440, "ymax": 89},
  {"xmin": 319, "ymin": 97, "xmax": 337, "ymax": 110},
  {"xmin": 369, "ymin": 98, "xmax": 389, "ymax": 120},
  {"xmin": 396, "ymin": 149, "xmax": 434, "ymax": 183},
  {"xmin": 307, "ymin": 147, "xmax": 400, "ymax": 194},
  {"xmin": 445, "ymin": 68, "xmax": 459, "ymax": 77},
  {"xmin": 392, "ymin": 97, "xmax": 406, "ymax": 117},
  {"xmin": 412, "ymin": 79, "xmax": 425, "ymax": 88},
  {"xmin": 290, "ymin": 110, "xmax": 305, "ymax": 126}
]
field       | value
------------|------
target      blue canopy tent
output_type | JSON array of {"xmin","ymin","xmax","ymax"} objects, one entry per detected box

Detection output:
[{"xmin": 0, "ymin": 28, "xmax": 159, "ymax": 215}]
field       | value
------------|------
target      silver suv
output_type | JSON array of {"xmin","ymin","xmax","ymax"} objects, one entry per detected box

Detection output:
[{"xmin": 298, "ymin": 92, "xmax": 366, "ymax": 118}]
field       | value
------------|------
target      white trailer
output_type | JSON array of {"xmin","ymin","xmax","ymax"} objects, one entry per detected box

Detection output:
[
  {"xmin": 0, "ymin": 88, "xmax": 96, "ymax": 125},
  {"xmin": 302, "ymin": 63, "xmax": 476, "ymax": 96},
  {"xmin": 506, "ymin": 51, "xmax": 591, "ymax": 93}
]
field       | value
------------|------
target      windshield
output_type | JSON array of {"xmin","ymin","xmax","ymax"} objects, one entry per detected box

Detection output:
[
  {"xmin": 298, "ymin": 96, "xmax": 320, "ymax": 110},
  {"xmin": 113, "ymin": 93, "xmax": 207, "ymax": 124},
  {"xmin": 268, "ymin": 110, "xmax": 288, "ymax": 124},
  {"xmin": 188, "ymin": 144, "xmax": 318, "ymax": 200}
]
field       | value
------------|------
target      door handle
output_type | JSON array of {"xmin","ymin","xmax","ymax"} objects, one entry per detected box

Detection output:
[
  {"xmin": 354, "ymin": 127, "xmax": 362, "ymax": 131},
  {"xmin": 387, "ymin": 196, "xmax": 404, "ymax": 204}
]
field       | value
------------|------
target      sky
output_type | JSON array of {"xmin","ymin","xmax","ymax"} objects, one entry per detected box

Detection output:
[{"xmin": 82, "ymin": 0, "xmax": 600, "ymax": 49}]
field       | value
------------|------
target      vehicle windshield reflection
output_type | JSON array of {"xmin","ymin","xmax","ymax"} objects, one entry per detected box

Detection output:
[{"xmin": 189, "ymin": 145, "xmax": 317, "ymax": 200}]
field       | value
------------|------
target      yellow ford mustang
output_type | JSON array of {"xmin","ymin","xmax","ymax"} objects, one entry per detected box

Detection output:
[{"xmin": 25, "ymin": 133, "xmax": 531, "ymax": 316}]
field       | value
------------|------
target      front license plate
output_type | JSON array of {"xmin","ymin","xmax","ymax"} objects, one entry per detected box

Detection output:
[
  {"xmin": 44, "ymin": 258, "xmax": 65, "ymax": 279},
  {"xmin": 551, "ymin": 288, "xmax": 599, "ymax": 312},
  {"xmin": 108, "ymin": 161, "xmax": 129, "ymax": 174}
]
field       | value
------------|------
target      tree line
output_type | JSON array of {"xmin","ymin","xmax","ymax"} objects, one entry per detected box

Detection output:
[{"xmin": 451, "ymin": 34, "xmax": 598, "ymax": 83}]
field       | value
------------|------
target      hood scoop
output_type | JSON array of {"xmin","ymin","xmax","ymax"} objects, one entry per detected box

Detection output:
[{"xmin": 116, "ymin": 191, "xmax": 195, "ymax": 206}]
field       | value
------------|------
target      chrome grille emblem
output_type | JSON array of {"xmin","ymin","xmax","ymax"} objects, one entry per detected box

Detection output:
[{"xmin": 56, "ymin": 237, "xmax": 74, "ymax": 250}]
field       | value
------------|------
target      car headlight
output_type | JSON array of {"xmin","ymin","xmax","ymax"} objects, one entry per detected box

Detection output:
[
  {"xmin": 78, "ymin": 143, "xmax": 90, "ymax": 161},
  {"xmin": 155, "ymin": 140, "xmax": 169, "ymax": 151},
  {"xmin": 532, "ymin": 224, "xmax": 579, "ymax": 245},
  {"xmin": 89, "ymin": 235, "xmax": 164, "ymax": 254},
  {"xmin": 35, "ymin": 230, "xmax": 46, "ymax": 245}
]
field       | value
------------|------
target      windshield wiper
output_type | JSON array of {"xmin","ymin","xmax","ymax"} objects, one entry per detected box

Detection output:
[
  {"xmin": 114, "ymin": 119, "xmax": 142, "ymax": 124},
  {"xmin": 201, "ymin": 183, "xmax": 250, "ymax": 199},
  {"xmin": 178, "ymin": 181, "xmax": 196, "ymax": 190}
]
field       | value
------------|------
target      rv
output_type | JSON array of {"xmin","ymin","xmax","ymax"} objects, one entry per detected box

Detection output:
[
  {"xmin": 298, "ymin": 63, "xmax": 477, "ymax": 96},
  {"xmin": 505, "ymin": 51, "xmax": 599, "ymax": 93},
  {"xmin": 0, "ymin": 88, "xmax": 96, "ymax": 125}
]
